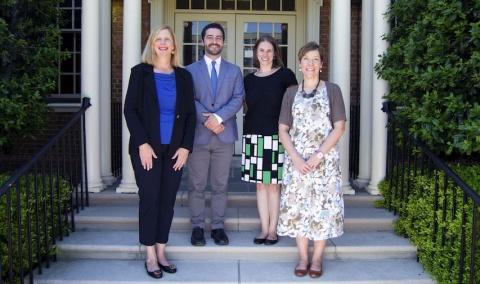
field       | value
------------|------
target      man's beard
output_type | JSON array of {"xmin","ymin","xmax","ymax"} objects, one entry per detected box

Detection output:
[{"xmin": 205, "ymin": 44, "xmax": 223, "ymax": 56}]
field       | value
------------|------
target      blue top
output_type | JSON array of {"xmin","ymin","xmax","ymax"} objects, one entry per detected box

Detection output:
[{"xmin": 154, "ymin": 72, "xmax": 176, "ymax": 145}]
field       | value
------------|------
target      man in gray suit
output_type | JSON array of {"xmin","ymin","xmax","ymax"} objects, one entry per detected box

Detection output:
[{"xmin": 186, "ymin": 23, "xmax": 244, "ymax": 246}]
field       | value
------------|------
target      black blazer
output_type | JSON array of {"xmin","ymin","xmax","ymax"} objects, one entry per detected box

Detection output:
[{"xmin": 124, "ymin": 63, "xmax": 196, "ymax": 157}]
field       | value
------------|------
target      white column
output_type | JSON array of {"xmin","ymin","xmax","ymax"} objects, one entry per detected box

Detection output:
[
  {"xmin": 354, "ymin": 0, "xmax": 374, "ymax": 189},
  {"xmin": 99, "ymin": 0, "xmax": 115, "ymax": 186},
  {"xmin": 82, "ymin": 0, "xmax": 103, "ymax": 192},
  {"xmin": 330, "ymin": 0, "xmax": 354, "ymax": 194},
  {"xmin": 306, "ymin": 0, "xmax": 322, "ymax": 43},
  {"xmin": 117, "ymin": 0, "xmax": 142, "ymax": 193},
  {"xmin": 367, "ymin": 0, "xmax": 390, "ymax": 195},
  {"xmin": 150, "ymin": 0, "xmax": 164, "ymax": 30}
]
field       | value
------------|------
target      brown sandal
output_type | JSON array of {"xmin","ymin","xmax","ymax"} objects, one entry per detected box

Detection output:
[
  {"xmin": 308, "ymin": 263, "xmax": 323, "ymax": 278},
  {"xmin": 294, "ymin": 263, "xmax": 310, "ymax": 277}
]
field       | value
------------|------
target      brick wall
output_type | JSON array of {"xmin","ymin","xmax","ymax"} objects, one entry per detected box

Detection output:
[
  {"xmin": 320, "ymin": 0, "xmax": 331, "ymax": 82},
  {"xmin": 0, "ymin": 112, "xmax": 80, "ymax": 172}
]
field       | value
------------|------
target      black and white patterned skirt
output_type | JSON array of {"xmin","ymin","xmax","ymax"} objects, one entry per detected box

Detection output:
[{"xmin": 241, "ymin": 134, "xmax": 285, "ymax": 184}]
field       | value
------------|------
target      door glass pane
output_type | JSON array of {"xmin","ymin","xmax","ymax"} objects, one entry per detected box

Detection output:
[
  {"xmin": 244, "ymin": 22, "xmax": 257, "ymax": 44},
  {"xmin": 282, "ymin": 0, "xmax": 295, "ymax": 11},
  {"xmin": 183, "ymin": 45, "xmax": 195, "ymax": 65},
  {"xmin": 280, "ymin": 46, "xmax": 288, "ymax": 67},
  {"xmin": 273, "ymin": 23, "xmax": 288, "ymax": 44},
  {"xmin": 183, "ymin": 22, "xmax": 193, "ymax": 43},
  {"xmin": 207, "ymin": 0, "xmax": 220, "ymax": 9},
  {"xmin": 237, "ymin": 0, "xmax": 250, "ymax": 10},
  {"xmin": 259, "ymin": 22, "xmax": 272, "ymax": 37},
  {"xmin": 282, "ymin": 23, "xmax": 288, "ymax": 44},
  {"xmin": 267, "ymin": 0, "xmax": 280, "ymax": 11},
  {"xmin": 252, "ymin": 0, "xmax": 265, "ymax": 10},
  {"xmin": 176, "ymin": 0, "xmax": 189, "ymax": 9},
  {"xmin": 222, "ymin": 0, "xmax": 235, "ymax": 10},
  {"xmin": 192, "ymin": 0, "xmax": 204, "ymax": 9},
  {"xmin": 243, "ymin": 46, "xmax": 254, "ymax": 68}
]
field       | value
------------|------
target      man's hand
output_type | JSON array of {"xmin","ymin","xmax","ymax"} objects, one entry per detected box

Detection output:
[{"xmin": 203, "ymin": 113, "xmax": 224, "ymax": 134}]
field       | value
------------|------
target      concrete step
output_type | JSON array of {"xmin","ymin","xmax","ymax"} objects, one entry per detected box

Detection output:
[
  {"xmin": 74, "ymin": 205, "xmax": 395, "ymax": 232},
  {"xmin": 57, "ymin": 230, "xmax": 416, "ymax": 261},
  {"xmin": 89, "ymin": 189, "xmax": 381, "ymax": 207},
  {"xmin": 33, "ymin": 259, "xmax": 434, "ymax": 283}
]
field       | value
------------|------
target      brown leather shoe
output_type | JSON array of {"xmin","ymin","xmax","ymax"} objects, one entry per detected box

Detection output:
[
  {"xmin": 309, "ymin": 263, "xmax": 323, "ymax": 278},
  {"xmin": 294, "ymin": 263, "xmax": 309, "ymax": 277}
]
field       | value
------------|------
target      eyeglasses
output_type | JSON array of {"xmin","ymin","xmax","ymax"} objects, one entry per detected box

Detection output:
[{"xmin": 300, "ymin": 80, "xmax": 321, "ymax": 98}]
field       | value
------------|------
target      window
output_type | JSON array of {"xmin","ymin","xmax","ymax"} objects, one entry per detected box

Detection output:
[
  {"xmin": 176, "ymin": 0, "xmax": 295, "ymax": 11},
  {"xmin": 50, "ymin": 0, "xmax": 82, "ymax": 104}
]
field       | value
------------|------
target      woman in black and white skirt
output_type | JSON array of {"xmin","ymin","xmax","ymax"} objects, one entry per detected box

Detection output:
[{"xmin": 241, "ymin": 35, "xmax": 297, "ymax": 245}]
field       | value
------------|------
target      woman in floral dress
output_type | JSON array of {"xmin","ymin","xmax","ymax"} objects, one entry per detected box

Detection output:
[{"xmin": 277, "ymin": 42, "xmax": 346, "ymax": 278}]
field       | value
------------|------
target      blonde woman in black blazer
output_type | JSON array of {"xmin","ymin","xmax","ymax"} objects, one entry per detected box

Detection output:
[{"xmin": 124, "ymin": 25, "xmax": 196, "ymax": 279}]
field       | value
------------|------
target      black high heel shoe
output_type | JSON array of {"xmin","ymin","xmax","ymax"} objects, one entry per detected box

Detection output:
[
  {"xmin": 158, "ymin": 262, "xmax": 177, "ymax": 274},
  {"xmin": 253, "ymin": 237, "xmax": 266, "ymax": 244},
  {"xmin": 144, "ymin": 262, "xmax": 163, "ymax": 279}
]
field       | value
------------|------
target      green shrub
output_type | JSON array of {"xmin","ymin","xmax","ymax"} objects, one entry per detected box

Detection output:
[
  {"xmin": 379, "ymin": 164, "xmax": 480, "ymax": 284},
  {"xmin": 0, "ymin": 0, "xmax": 64, "ymax": 151},
  {"xmin": 0, "ymin": 173, "xmax": 71, "ymax": 282},
  {"xmin": 376, "ymin": 0, "xmax": 480, "ymax": 157}
]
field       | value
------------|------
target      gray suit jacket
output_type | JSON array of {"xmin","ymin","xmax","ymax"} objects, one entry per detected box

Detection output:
[{"xmin": 186, "ymin": 58, "xmax": 245, "ymax": 145}]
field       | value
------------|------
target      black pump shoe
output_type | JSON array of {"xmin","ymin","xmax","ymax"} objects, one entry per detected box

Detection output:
[
  {"xmin": 264, "ymin": 235, "xmax": 279, "ymax": 245},
  {"xmin": 253, "ymin": 237, "xmax": 266, "ymax": 244},
  {"xmin": 158, "ymin": 262, "xmax": 177, "ymax": 274},
  {"xmin": 264, "ymin": 238, "xmax": 279, "ymax": 245},
  {"xmin": 144, "ymin": 262, "xmax": 163, "ymax": 279}
]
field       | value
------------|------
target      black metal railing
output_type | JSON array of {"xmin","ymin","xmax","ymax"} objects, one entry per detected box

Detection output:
[
  {"xmin": 111, "ymin": 101, "xmax": 122, "ymax": 177},
  {"xmin": 383, "ymin": 102, "xmax": 479, "ymax": 284},
  {"xmin": 349, "ymin": 100, "xmax": 360, "ymax": 182},
  {"xmin": 0, "ymin": 97, "xmax": 91, "ymax": 283}
]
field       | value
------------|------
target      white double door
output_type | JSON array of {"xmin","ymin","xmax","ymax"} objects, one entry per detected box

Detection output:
[{"xmin": 175, "ymin": 14, "xmax": 296, "ymax": 154}]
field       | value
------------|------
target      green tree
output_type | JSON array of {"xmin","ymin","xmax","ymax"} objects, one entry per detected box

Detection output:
[
  {"xmin": 376, "ymin": 0, "xmax": 480, "ymax": 158},
  {"xmin": 0, "ymin": 0, "xmax": 63, "ymax": 151}
]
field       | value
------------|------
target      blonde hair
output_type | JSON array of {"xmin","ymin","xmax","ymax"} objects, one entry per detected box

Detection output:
[{"xmin": 142, "ymin": 25, "xmax": 180, "ymax": 67}]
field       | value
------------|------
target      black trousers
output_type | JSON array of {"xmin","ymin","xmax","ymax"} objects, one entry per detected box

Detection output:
[{"xmin": 131, "ymin": 144, "xmax": 182, "ymax": 246}]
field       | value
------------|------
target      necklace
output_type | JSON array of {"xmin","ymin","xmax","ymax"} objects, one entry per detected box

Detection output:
[{"xmin": 301, "ymin": 79, "xmax": 321, "ymax": 98}]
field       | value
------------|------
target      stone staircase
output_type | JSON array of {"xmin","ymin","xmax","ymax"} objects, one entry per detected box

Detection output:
[{"xmin": 34, "ymin": 163, "xmax": 434, "ymax": 283}]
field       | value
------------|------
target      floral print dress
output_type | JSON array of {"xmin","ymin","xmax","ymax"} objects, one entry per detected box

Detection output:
[{"xmin": 277, "ymin": 85, "xmax": 344, "ymax": 241}]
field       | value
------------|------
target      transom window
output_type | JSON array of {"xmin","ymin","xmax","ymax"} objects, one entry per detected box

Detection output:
[{"xmin": 176, "ymin": 0, "xmax": 295, "ymax": 11}]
